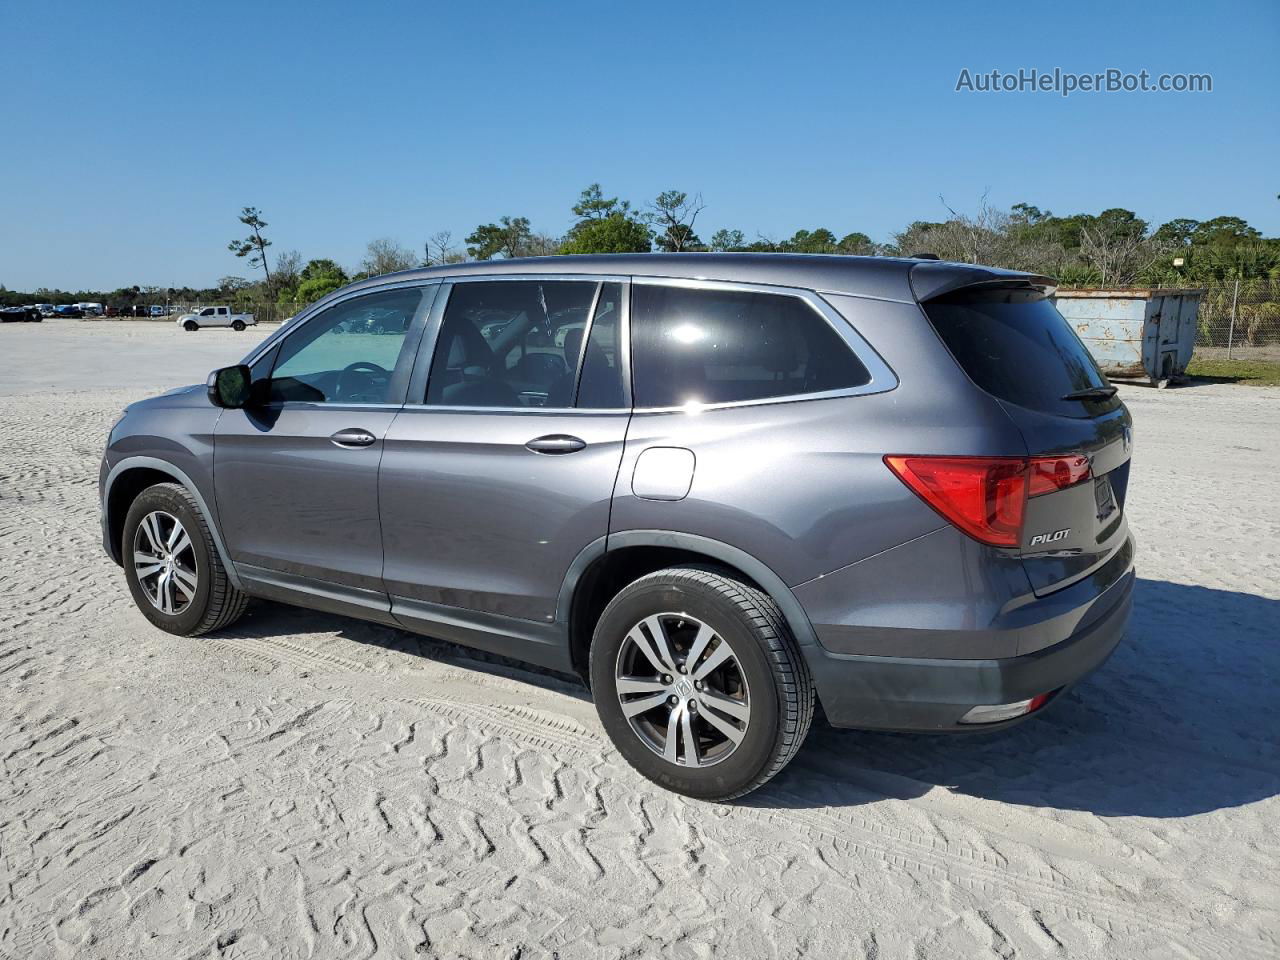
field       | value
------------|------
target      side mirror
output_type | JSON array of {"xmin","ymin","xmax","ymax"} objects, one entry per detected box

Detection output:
[{"xmin": 207, "ymin": 364, "xmax": 254, "ymax": 408}]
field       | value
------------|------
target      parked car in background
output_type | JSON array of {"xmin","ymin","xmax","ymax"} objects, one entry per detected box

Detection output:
[
  {"xmin": 35, "ymin": 303, "xmax": 56, "ymax": 317},
  {"xmin": 1, "ymin": 305, "xmax": 42, "ymax": 322},
  {"xmin": 176, "ymin": 306, "xmax": 256, "ymax": 332},
  {"xmin": 76, "ymin": 302, "xmax": 105, "ymax": 317},
  {"xmin": 99, "ymin": 254, "xmax": 1136, "ymax": 801},
  {"xmin": 150, "ymin": 305, "xmax": 169, "ymax": 317},
  {"xmin": 54, "ymin": 305, "xmax": 84, "ymax": 319}
]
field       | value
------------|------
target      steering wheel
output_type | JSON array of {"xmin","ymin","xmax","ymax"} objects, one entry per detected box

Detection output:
[{"xmin": 335, "ymin": 361, "xmax": 390, "ymax": 401}]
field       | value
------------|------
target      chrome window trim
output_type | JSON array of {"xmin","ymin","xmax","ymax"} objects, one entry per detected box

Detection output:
[
  {"xmin": 388, "ymin": 406, "xmax": 632, "ymax": 417},
  {"xmin": 445, "ymin": 272, "xmax": 629, "ymax": 285},
  {"xmin": 247, "ymin": 401, "xmax": 407, "ymax": 414},
  {"xmin": 404, "ymin": 274, "xmax": 631, "ymax": 414},
  {"xmin": 627, "ymin": 275, "xmax": 898, "ymax": 412}
]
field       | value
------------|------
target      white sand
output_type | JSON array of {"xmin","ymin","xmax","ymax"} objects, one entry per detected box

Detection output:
[{"xmin": 1, "ymin": 320, "xmax": 1277, "ymax": 958}]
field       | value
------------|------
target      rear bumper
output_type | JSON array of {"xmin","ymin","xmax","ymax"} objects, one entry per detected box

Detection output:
[{"xmin": 804, "ymin": 564, "xmax": 1134, "ymax": 731}]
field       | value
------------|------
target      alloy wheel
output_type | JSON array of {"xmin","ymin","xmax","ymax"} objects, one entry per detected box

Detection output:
[
  {"xmin": 132, "ymin": 510, "xmax": 198, "ymax": 615},
  {"xmin": 614, "ymin": 613, "xmax": 751, "ymax": 768}
]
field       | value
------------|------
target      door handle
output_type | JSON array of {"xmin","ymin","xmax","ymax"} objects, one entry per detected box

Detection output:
[
  {"xmin": 525, "ymin": 434, "xmax": 586, "ymax": 455},
  {"xmin": 330, "ymin": 427, "xmax": 377, "ymax": 448}
]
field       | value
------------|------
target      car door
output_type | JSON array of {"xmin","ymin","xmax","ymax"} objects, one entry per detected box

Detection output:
[
  {"xmin": 214, "ymin": 283, "xmax": 437, "ymax": 612},
  {"xmin": 378, "ymin": 277, "xmax": 631, "ymax": 663}
]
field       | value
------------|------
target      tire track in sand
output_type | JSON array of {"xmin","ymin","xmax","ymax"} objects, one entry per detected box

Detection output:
[{"xmin": 194, "ymin": 630, "xmax": 1273, "ymax": 960}]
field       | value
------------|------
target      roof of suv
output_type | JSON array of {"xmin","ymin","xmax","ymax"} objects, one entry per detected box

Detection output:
[{"xmin": 338, "ymin": 253, "xmax": 1049, "ymax": 306}]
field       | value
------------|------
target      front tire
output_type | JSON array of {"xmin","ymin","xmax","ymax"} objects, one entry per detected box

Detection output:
[
  {"xmin": 590, "ymin": 566, "xmax": 814, "ymax": 801},
  {"xmin": 183, "ymin": 320, "xmax": 198, "ymax": 332},
  {"xmin": 122, "ymin": 483, "xmax": 247, "ymax": 636}
]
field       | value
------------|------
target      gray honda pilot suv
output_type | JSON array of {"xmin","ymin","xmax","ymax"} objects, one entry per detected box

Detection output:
[{"xmin": 100, "ymin": 254, "xmax": 1135, "ymax": 800}]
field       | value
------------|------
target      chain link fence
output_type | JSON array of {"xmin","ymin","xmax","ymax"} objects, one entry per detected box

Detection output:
[{"xmin": 1192, "ymin": 280, "xmax": 1280, "ymax": 362}]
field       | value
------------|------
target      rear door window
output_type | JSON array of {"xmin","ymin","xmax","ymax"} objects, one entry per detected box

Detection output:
[
  {"xmin": 630, "ymin": 284, "xmax": 870, "ymax": 408},
  {"xmin": 921, "ymin": 288, "xmax": 1120, "ymax": 417},
  {"xmin": 424, "ymin": 280, "xmax": 601, "ymax": 408}
]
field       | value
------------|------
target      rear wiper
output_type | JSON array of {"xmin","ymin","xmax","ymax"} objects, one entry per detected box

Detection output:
[{"xmin": 1062, "ymin": 386, "xmax": 1118, "ymax": 401}]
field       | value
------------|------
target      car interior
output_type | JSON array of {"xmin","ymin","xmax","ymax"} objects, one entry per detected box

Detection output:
[
  {"xmin": 426, "ymin": 280, "xmax": 613, "ymax": 408},
  {"xmin": 267, "ymin": 290, "xmax": 422, "ymax": 404}
]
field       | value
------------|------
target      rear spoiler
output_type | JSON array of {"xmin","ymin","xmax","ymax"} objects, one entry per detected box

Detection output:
[{"xmin": 909, "ymin": 260, "xmax": 1057, "ymax": 303}]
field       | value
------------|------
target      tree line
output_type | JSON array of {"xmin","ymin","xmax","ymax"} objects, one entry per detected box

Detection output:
[{"xmin": 4, "ymin": 186, "xmax": 1277, "ymax": 311}]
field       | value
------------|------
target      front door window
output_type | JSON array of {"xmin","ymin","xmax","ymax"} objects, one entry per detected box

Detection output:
[{"xmin": 270, "ymin": 288, "xmax": 424, "ymax": 404}]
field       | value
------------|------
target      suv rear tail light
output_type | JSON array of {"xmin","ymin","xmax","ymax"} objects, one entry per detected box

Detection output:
[
  {"xmin": 1027, "ymin": 455, "xmax": 1091, "ymax": 497},
  {"xmin": 884, "ymin": 456, "xmax": 1026, "ymax": 546},
  {"xmin": 884, "ymin": 454, "xmax": 1092, "ymax": 547}
]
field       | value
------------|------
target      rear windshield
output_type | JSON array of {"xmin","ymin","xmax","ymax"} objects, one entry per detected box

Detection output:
[{"xmin": 922, "ymin": 287, "xmax": 1120, "ymax": 418}]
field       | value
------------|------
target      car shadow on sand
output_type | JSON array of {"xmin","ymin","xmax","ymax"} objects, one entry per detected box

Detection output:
[
  {"xmin": 223, "ymin": 577, "xmax": 1277, "ymax": 819},
  {"xmin": 223, "ymin": 601, "xmax": 592, "ymax": 701},
  {"xmin": 753, "ymin": 578, "xmax": 1280, "ymax": 818}
]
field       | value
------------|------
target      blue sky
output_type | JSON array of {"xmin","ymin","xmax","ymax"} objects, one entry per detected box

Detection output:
[{"xmin": 2, "ymin": 0, "xmax": 1277, "ymax": 290}]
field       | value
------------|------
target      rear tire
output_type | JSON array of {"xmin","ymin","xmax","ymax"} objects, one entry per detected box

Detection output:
[
  {"xmin": 122, "ymin": 483, "xmax": 248, "ymax": 636},
  {"xmin": 590, "ymin": 566, "xmax": 814, "ymax": 801},
  {"xmin": 232, "ymin": 319, "xmax": 246, "ymax": 331}
]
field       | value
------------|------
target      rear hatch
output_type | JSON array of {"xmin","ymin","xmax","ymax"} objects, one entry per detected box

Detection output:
[{"xmin": 920, "ymin": 282, "xmax": 1133, "ymax": 597}]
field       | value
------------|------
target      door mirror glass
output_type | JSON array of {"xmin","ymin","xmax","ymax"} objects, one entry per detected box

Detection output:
[{"xmin": 207, "ymin": 364, "xmax": 253, "ymax": 408}]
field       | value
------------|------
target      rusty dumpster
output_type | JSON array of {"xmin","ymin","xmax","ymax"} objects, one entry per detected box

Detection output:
[{"xmin": 1052, "ymin": 288, "xmax": 1206, "ymax": 387}]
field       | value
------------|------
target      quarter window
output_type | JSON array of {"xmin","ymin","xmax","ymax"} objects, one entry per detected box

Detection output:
[
  {"xmin": 630, "ymin": 284, "xmax": 870, "ymax": 408},
  {"xmin": 269, "ymin": 287, "xmax": 423, "ymax": 404},
  {"xmin": 425, "ymin": 280, "xmax": 601, "ymax": 408}
]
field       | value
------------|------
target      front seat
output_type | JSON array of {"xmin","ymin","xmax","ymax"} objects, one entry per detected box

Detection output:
[{"xmin": 429, "ymin": 314, "xmax": 520, "ymax": 407}]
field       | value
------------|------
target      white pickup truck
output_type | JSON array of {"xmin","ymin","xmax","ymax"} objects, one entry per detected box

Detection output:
[{"xmin": 176, "ymin": 306, "xmax": 256, "ymax": 331}]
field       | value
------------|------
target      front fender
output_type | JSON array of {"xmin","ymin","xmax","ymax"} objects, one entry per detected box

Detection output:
[{"xmin": 102, "ymin": 456, "xmax": 243, "ymax": 591}]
